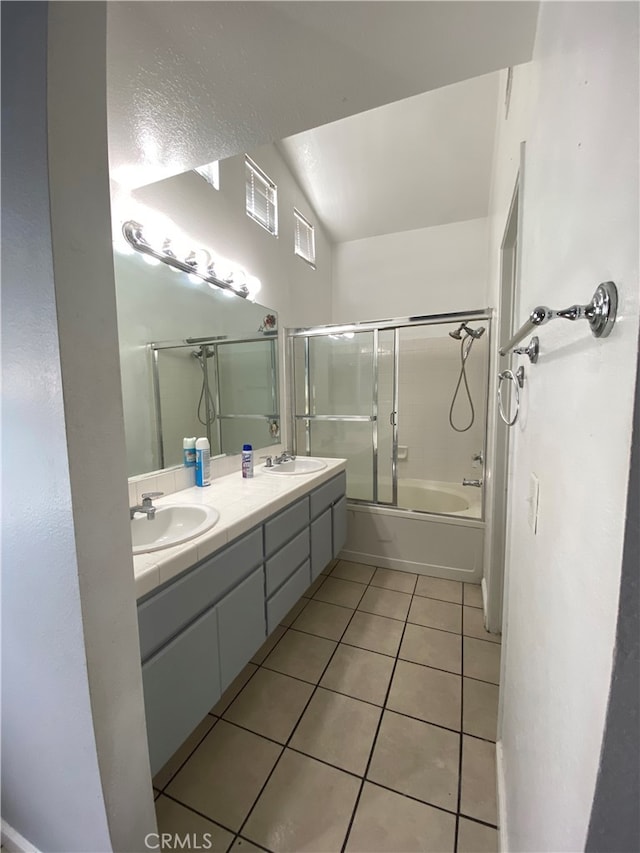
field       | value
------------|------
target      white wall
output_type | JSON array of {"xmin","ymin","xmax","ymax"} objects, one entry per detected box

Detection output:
[
  {"xmin": 126, "ymin": 143, "xmax": 333, "ymax": 329},
  {"xmin": 498, "ymin": 4, "xmax": 640, "ymax": 851},
  {"xmin": 331, "ymin": 217, "xmax": 489, "ymax": 323},
  {"xmin": 1, "ymin": 4, "xmax": 155, "ymax": 850}
]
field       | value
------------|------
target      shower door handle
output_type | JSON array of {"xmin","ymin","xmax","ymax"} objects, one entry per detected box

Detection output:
[{"xmin": 389, "ymin": 411, "xmax": 397, "ymax": 426}]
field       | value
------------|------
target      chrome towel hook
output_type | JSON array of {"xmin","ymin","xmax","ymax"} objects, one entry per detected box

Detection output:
[{"xmin": 498, "ymin": 366, "xmax": 525, "ymax": 426}]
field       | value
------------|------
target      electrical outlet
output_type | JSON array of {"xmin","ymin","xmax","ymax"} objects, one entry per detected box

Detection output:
[{"xmin": 528, "ymin": 472, "xmax": 540, "ymax": 534}]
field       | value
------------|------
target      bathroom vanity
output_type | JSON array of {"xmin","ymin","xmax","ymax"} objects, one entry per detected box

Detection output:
[{"xmin": 134, "ymin": 462, "xmax": 346, "ymax": 775}]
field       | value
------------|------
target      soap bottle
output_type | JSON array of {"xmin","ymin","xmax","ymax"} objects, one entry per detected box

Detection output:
[
  {"xmin": 242, "ymin": 444, "xmax": 254, "ymax": 479},
  {"xmin": 183, "ymin": 437, "xmax": 196, "ymax": 467},
  {"xmin": 195, "ymin": 437, "xmax": 211, "ymax": 487}
]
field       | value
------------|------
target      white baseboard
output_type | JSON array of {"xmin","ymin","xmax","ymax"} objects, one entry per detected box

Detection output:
[
  {"xmin": 338, "ymin": 549, "xmax": 478, "ymax": 582},
  {"xmin": 1, "ymin": 820, "xmax": 40, "ymax": 853},
  {"xmin": 496, "ymin": 739, "xmax": 509, "ymax": 853}
]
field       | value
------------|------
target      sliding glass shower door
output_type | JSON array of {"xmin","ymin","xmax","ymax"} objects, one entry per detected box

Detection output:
[
  {"xmin": 291, "ymin": 314, "xmax": 490, "ymax": 519},
  {"xmin": 293, "ymin": 331, "xmax": 379, "ymax": 501}
]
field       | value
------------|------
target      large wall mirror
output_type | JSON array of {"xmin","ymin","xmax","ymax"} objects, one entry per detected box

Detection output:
[{"xmin": 114, "ymin": 237, "xmax": 280, "ymax": 477}]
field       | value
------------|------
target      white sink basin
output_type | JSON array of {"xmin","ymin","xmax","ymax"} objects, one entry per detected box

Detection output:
[
  {"xmin": 264, "ymin": 457, "xmax": 327, "ymax": 475},
  {"xmin": 131, "ymin": 504, "xmax": 219, "ymax": 554}
]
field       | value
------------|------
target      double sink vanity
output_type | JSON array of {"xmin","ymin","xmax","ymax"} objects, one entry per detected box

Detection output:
[{"xmin": 130, "ymin": 457, "xmax": 347, "ymax": 775}]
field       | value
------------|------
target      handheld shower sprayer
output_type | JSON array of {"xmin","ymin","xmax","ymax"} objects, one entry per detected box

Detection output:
[
  {"xmin": 449, "ymin": 323, "xmax": 485, "ymax": 340},
  {"xmin": 448, "ymin": 322, "xmax": 486, "ymax": 432}
]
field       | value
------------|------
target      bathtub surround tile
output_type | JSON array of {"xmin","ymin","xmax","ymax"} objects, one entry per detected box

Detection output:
[
  {"xmin": 463, "ymin": 606, "xmax": 501, "ymax": 644},
  {"xmin": 251, "ymin": 625, "xmax": 286, "ymax": 665},
  {"xmin": 278, "ymin": 596, "xmax": 309, "ymax": 627},
  {"xmin": 415, "ymin": 575, "xmax": 463, "ymax": 604},
  {"xmin": 263, "ymin": 629, "xmax": 336, "ymax": 683},
  {"xmin": 463, "ymin": 583, "xmax": 483, "ymax": 609},
  {"xmin": 211, "ymin": 663, "xmax": 258, "ymax": 716},
  {"xmin": 345, "ymin": 782, "xmax": 456, "ymax": 853},
  {"xmin": 399, "ymin": 622, "xmax": 462, "ymax": 674},
  {"xmin": 292, "ymin": 599, "xmax": 353, "ymax": 640},
  {"xmin": 457, "ymin": 818, "xmax": 499, "ymax": 853},
  {"xmin": 358, "ymin": 586, "xmax": 412, "ymax": 620},
  {"xmin": 155, "ymin": 796, "xmax": 234, "ymax": 851},
  {"xmin": 387, "ymin": 659, "xmax": 461, "ymax": 730},
  {"xmin": 368, "ymin": 710, "xmax": 459, "ymax": 812},
  {"xmin": 462, "ymin": 678, "xmax": 499, "ymax": 742},
  {"xmin": 371, "ymin": 567, "xmax": 417, "ymax": 594},
  {"xmin": 320, "ymin": 644, "xmax": 395, "ymax": 706},
  {"xmin": 313, "ymin": 576, "xmax": 366, "ymax": 608},
  {"xmin": 153, "ymin": 714, "xmax": 217, "ymax": 790},
  {"xmin": 223, "ymin": 668, "xmax": 313, "ymax": 743},
  {"xmin": 460, "ymin": 735, "xmax": 498, "ymax": 825},
  {"xmin": 341, "ymin": 611, "xmax": 404, "ymax": 657},
  {"xmin": 167, "ymin": 721, "xmax": 281, "ymax": 832},
  {"xmin": 243, "ymin": 749, "xmax": 360, "ymax": 853},
  {"xmin": 331, "ymin": 559, "xmax": 376, "ymax": 584},
  {"xmin": 464, "ymin": 637, "xmax": 501, "ymax": 684},
  {"xmin": 290, "ymin": 687, "xmax": 381, "ymax": 775},
  {"xmin": 408, "ymin": 596, "xmax": 462, "ymax": 634}
]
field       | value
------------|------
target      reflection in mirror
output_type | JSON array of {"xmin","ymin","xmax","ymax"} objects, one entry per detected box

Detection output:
[{"xmin": 114, "ymin": 249, "xmax": 280, "ymax": 476}]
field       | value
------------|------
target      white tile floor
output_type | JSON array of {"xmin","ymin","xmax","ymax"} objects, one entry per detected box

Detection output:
[{"xmin": 153, "ymin": 560, "xmax": 501, "ymax": 852}]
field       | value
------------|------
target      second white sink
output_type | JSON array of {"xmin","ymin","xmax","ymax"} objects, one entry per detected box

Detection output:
[
  {"xmin": 131, "ymin": 504, "xmax": 219, "ymax": 554},
  {"xmin": 264, "ymin": 457, "xmax": 327, "ymax": 475}
]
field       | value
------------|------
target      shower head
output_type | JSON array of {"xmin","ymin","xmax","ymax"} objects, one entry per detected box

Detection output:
[
  {"xmin": 466, "ymin": 325, "xmax": 486, "ymax": 339},
  {"xmin": 449, "ymin": 323, "xmax": 485, "ymax": 340},
  {"xmin": 191, "ymin": 346, "xmax": 215, "ymax": 359}
]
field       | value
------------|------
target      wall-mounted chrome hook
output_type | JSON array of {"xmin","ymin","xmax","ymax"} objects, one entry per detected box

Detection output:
[{"xmin": 513, "ymin": 336, "xmax": 539, "ymax": 364}]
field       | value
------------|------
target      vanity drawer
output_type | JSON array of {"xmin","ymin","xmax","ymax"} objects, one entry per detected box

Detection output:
[
  {"xmin": 217, "ymin": 566, "xmax": 266, "ymax": 691},
  {"xmin": 142, "ymin": 604, "xmax": 221, "ymax": 777},
  {"xmin": 138, "ymin": 528, "xmax": 263, "ymax": 661},
  {"xmin": 264, "ymin": 497, "xmax": 309, "ymax": 557},
  {"xmin": 332, "ymin": 496, "xmax": 347, "ymax": 557},
  {"xmin": 266, "ymin": 559, "xmax": 311, "ymax": 633},
  {"xmin": 265, "ymin": 528, "xmax": 310, "ymax": 596},
  {"xmin": 310, "ymin": 472, "xmax": 347, "ymax": 519},
  {"xmin": 311, "ymin": 508, "xmax": 332, "ymax": 581}
]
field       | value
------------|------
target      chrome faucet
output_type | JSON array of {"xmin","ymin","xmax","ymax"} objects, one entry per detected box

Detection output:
[
  {"xmin": 273, "ymin": 450, "xmax": 295, "ymax": 464},
  {"xmin": 462, "ymin": 479, "xmax": 483, "ymax": 488},
  {"xmin": 130, "ymin": 491, "xmax": 164, "ymax": 520}
]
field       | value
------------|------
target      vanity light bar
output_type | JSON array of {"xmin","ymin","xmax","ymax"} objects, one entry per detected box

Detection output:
[{"xmin": 122, "ymin": 220, "xmax": 257, "ymax": 299}]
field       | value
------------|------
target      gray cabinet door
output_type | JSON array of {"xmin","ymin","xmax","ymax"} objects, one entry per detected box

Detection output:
[
  {"xmin": 217, "ymin": 566, "xmax": 266, "ymax": 691},
  {"xmin": 142, "ymin": 605, "xmax": 220, "ymax": 777},
  {"xmin": 332, "ymin": 496, "xmax": 347, "ymax": 557},
  {"xmin": 311, "ymin": 509, "xmax": 332, "ymax": 581}
]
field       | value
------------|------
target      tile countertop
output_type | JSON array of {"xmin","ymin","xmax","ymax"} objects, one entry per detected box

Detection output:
[{"xmin": 133, "ymin": 457, "xmax": 347, "ymax": 600}]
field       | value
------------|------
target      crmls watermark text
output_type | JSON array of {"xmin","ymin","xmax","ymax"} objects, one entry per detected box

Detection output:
[{"xmin": 145, "ymin": 833, "xmax": 213, "ymax": 850}]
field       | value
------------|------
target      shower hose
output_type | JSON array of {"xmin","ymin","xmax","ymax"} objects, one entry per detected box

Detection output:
[{"xmin": 449, "ymin": 335, "xmax": 477, "ymax": 432}]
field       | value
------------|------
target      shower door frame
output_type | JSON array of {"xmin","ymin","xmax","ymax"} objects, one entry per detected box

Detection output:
[
  {"xmin": 150, "ymin": 332, "xmax": 279, "ymax": 467},
  {"xmin": 288, "ymin": 309, "xmax": 493, "ymax": 518}
]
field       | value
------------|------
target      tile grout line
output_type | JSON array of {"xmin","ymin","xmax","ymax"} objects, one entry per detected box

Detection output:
[
  {"xmin": 339, "ymin": 572, "xmax": 418, "ymax": 853},
  {"xmin": 233, "ymin": 565, "xmax": 378, "ymax": 847},
  {"xmin": 455, "ymin": 616, "xmax": 465, "ymax": 853},
  {"xmin": 155, "ymin": 562, "xmax": 496, "ymax": 850}
]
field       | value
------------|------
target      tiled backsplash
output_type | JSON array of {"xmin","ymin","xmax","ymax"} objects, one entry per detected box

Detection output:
[{"xmin": 128, "ymin": 444, "xmax": 284, "ymax": 506}]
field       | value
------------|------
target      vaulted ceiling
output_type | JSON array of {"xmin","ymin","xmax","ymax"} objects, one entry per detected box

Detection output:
[
  {"xmin": 107, "ymin": 1, "xmax": 538, "ymax": 192},
  {"xmin": 278, "ymin": 71, "xmax": 501, "ymax": 243}
]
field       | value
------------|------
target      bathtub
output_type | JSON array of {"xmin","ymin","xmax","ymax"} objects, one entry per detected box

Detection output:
[{"xmin": 342, "ymin": 476, "xmax": 484, "ymax": 582}]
